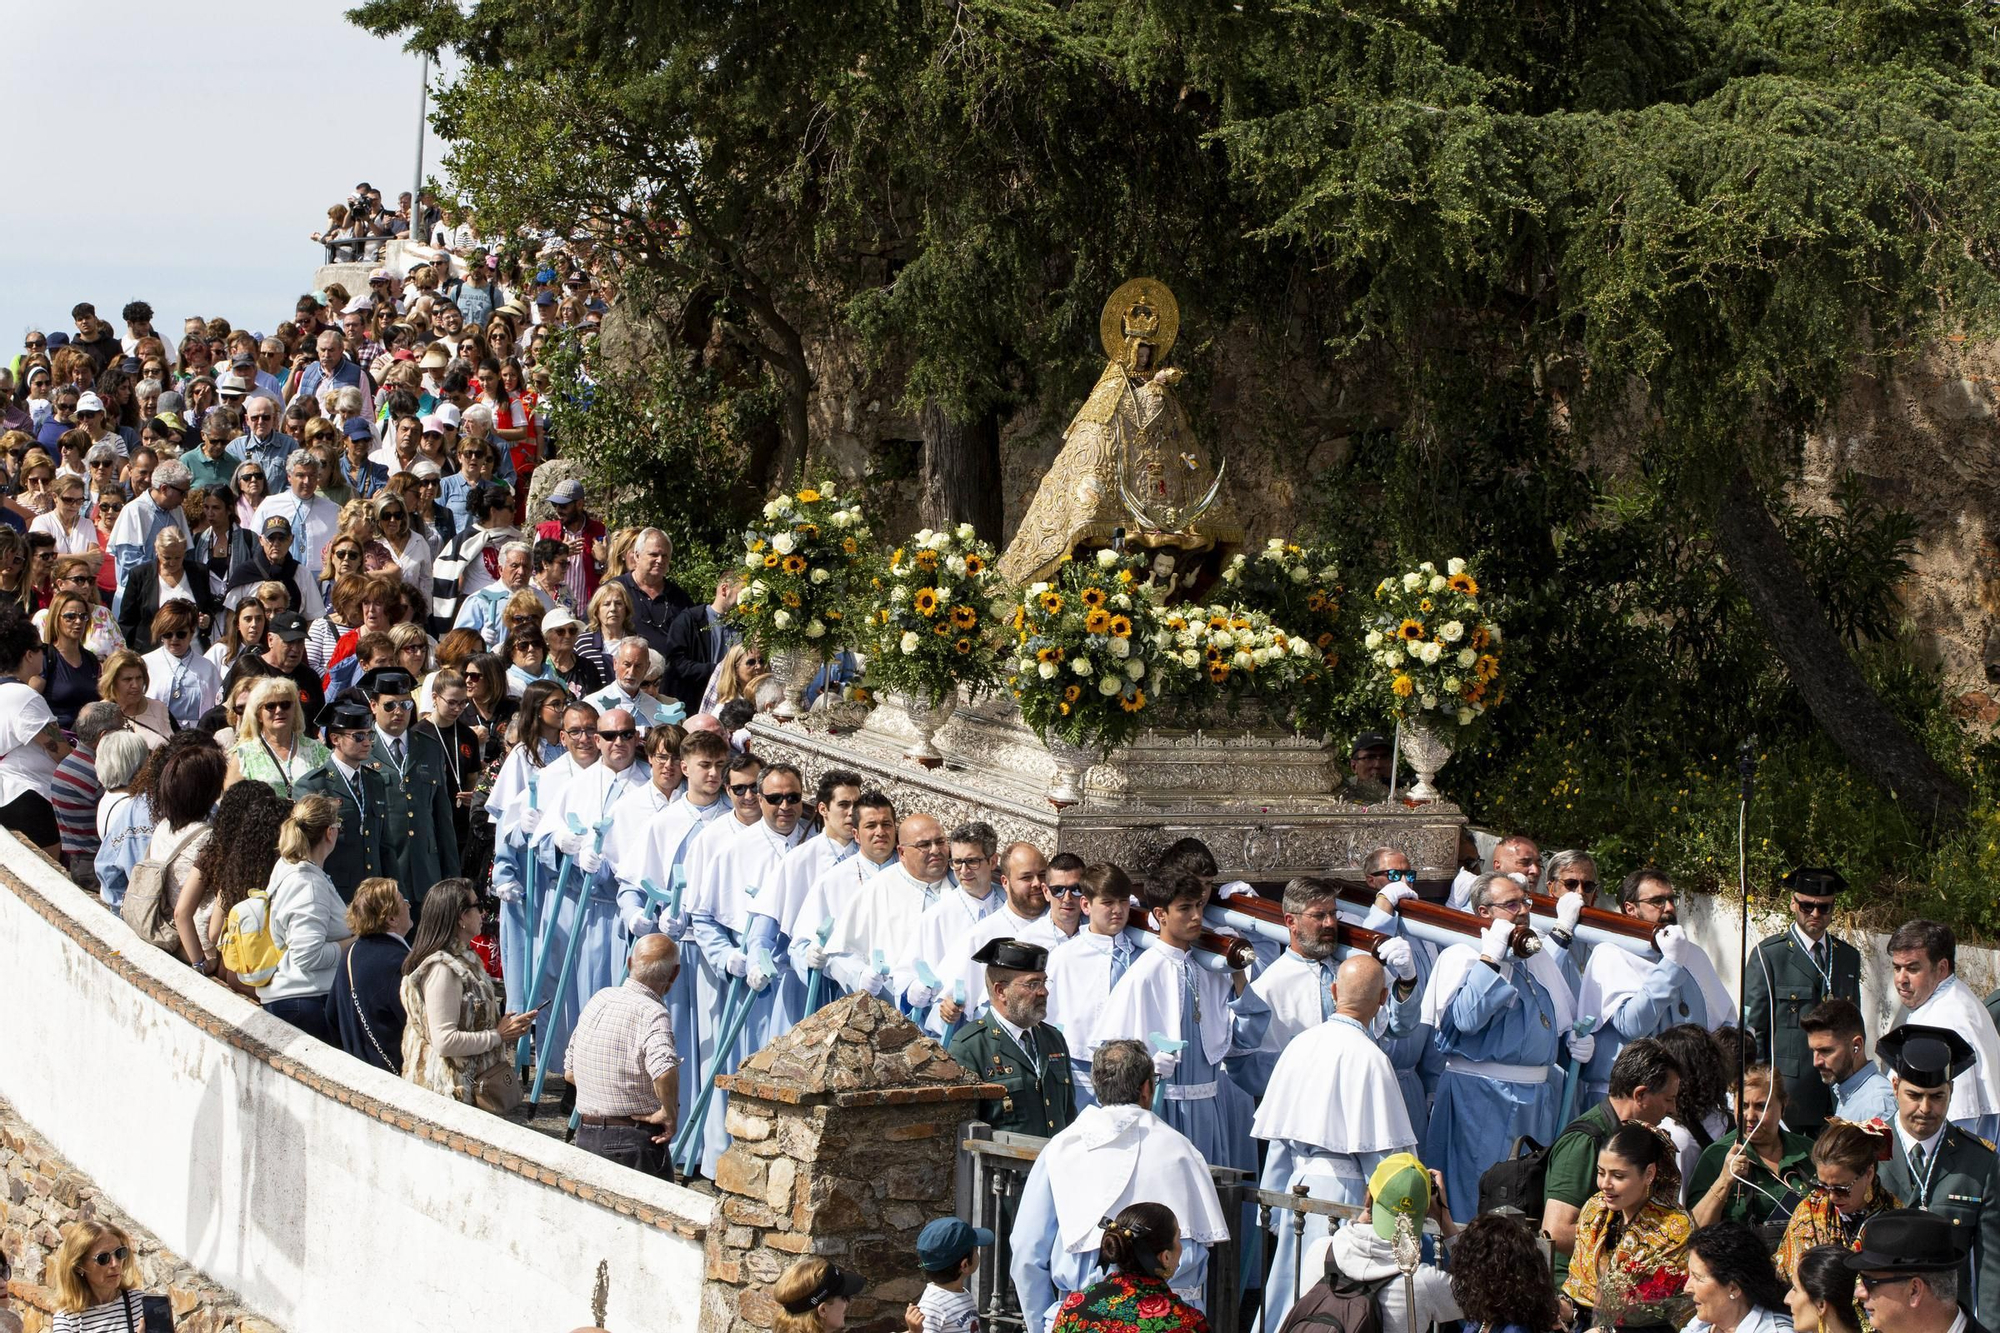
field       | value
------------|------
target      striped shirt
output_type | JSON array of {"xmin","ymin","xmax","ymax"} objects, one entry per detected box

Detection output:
[
  {"xmin": 564, "ymin": 977, "xmax": 678, "ymax": 1117},
  {"xmin": 51, "ymin": 744, "xmax": 102, "ymax": 857},
  {"xmin": 53, "ymin": 1291, "xmax": 147, "ymax": 1331}
]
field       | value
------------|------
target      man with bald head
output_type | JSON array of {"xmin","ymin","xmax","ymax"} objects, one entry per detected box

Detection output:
[
  {"xmin": 1449, "ymin": 832, "xmax": 1541, "ymax": 909},
  {"xmin": 823, "ymin": 812, "xmax": 952, "ymax": 1001},
  {"xmin": 565, "ymin": 932, "xmax": 681, "ymax": 1177},
  {"xmin": 1252, "ymin": 953, "xmax": 1420, "ymax": 1330}
]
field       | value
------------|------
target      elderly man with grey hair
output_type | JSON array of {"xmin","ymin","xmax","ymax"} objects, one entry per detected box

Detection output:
[
  {"xmin": 253, "ymin": 448, "xmax": 341, "ymax": 579},
  {"xmin": 1420, "ymin": 870, "xmax": 1587, "ymax": 1221},
  {"xmin": 1010, "ymin": 1038, "xmax": 1228, "ymax": 1333},
  {"xmin": 452, "ymin": 538, "xmax": 534, "ymax": 647},
  {"xmin": 564, "ymin": 932, "xmax": 682, "ymax": 1178},
  {"xmin": 618, "ymin": 526, "xmax": 694, "ymax": 658},
  {"xmin": 227, "ymin": 392, "xmax": 298, "ymax": 478},
  {"xmin": 52, "ymin": 701, "xmax": 126, "ymax": 887},
  {"xmin": 105, "ymin": 456, "xmax": 193, "ymax": 602},
  {"xmin": 586, "ymin": 636, "xmax": 687, "ymax": 731}
]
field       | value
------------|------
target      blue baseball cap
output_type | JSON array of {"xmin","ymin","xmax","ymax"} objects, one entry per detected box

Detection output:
[{"xmin": 916, "ymin": 1218, "xmax": 993, "ymax": 1271}]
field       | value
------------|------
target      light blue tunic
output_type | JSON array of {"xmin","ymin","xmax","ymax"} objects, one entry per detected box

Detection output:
[
  {"xmin": 1424, "ymin": 956, "xmax": 1563, "ymax": 1222},
  {"xmin": 1833, "ymin": 1062, "xmax": 1898, "ymax": 1126},
  {"xmin": 1580, "ymin": 958, "xmax": 1707, "ymax": 1106}
]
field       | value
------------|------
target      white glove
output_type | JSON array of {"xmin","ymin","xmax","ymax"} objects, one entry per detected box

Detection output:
[
  {"xmin": 1379, "ymin": 883, "xmax": 1418, "ymax": 908},
  {"xmin": 577, "ymin": 848, "xmax": 604, "ymax": 875},
  {"xmin": 620, "ymin": 905, "xmax": 657, "ymax": 936},
  {"xmin": 1216, "ymin": 879, "xmax": 1255, "ymax": 900},
  {"xmin": 799, "ymin": 942, "xmax": 828, "ymax": 971},
  {"xmin": 661, "ymin": 914, "xmax": 687, "ymax": 941},
  {"xmin": 1479, "ymin": 918, "xmax": 1516, "ymax": 962},
  {"xmin": 519, "ymin": 807, "xmax": 543, "ymax": 835},
  {"xmin": 861, "ymin": 970, "xmax": 890, "ymax": 998},
  {"xmin": 721, "ymin": 949, "xmax": 749, "ymax": 978},
  {"xmin": 1151, "ymin": 1049, "xmax": 1180, "ymax": 1080},
  {"xmin": 1376, "ymin": 936, "xmax": 1417, "ymax": 982},
  {"xmin": 1656, "ymin": 924, "xmax": 1693, "ymax": 966},
  {"xmin": 747, "ymin": 961, "xmax": 774, "ymax": 993},
  {"xmin": 556, "ymin": 829, "xmax": 585, "ymax": 858},
  {"xmin": 906, "ymin": 981, "xmax": 940, "ymax": 1008},
  {"xmin": 491, "ymin": 879, "xmax": 524, "ymax": 904},
  {"xmin": 1556, "ymin": 891, "xmax": 1584, "ymax": 934},
  {"xmin": 1566, "ymin": 1031, "xmax": 1597, "ymax": 1065}
]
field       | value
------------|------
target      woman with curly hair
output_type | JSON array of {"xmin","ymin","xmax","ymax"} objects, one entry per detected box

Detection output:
[
  {"xmin": 172, "ymin": 774, "xmax": 289, "ymax": 991},
  {"xmin": 1450, "ymin": 1213, "xmax": 1563, "ymax": 1333},
  {"xmin": 1052, "ymin": 1202, "xmax": 1206, "ymax": 1333},
  {"xmin": 1659, "ymin": 1023, "xmax": 1735, "ymax": 1201},
  {"xmin": 1776, "ymin": 1119, "xmax": 1900, "ymax": 1277}
]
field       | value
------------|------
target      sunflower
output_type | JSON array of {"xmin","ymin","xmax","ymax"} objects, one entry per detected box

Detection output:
[
  {"xmin": 876, "ymin": 609, "xmax": 890, "ymax": 625},
  {"xmin": 914, "ymin": 550, "xmax": 939, "ymax": 570},
  {"xmin": 964, "ymin": 554, "xmax": 986, "ymax": 575},
  {"xmin": 1012, "ymin": 605, "xmax": 1027, "ymax": 631},
  {"xmin": 1397, "ymin": 619, "xmax": 1425, "ymax": 641},
  {"xmin": 1208, "ymin": 662, "xmax": 1231, "ymax": 683},
  {"xmin": 933, "ymin": 621, "xmax": 953, "ymax": 637},
  {"xmin": 1108, "ymin": 614, "xmax": 1132, "ymax": 638},
  {"xmin": 1306, "ymin": 592, "xmax": 1327, "ymax": 612},
  {"xmin": 1116, "ymin": 569, "xmax": 1134, "ymax": 585},
  {"xmin": 1119, "ymin": 688, "xmax": 1146, "ymax": 713},
  {"xmin": 1037, "ymin": 646, "xmax": 1063, "ymax": 663},
  {"xmin": 1081, "ymin": 587, "xmax": 1107, "ymax": 609},
  {"xmin": 782, "ymin": 590, "xmax": 802, "ymax": 609},
  {"xmin": 1391, "ymin": 674, "xmax": 1415, "ymax": 697},
  {"xmin": 1316, "ymin": 631, "xmax": 1334, "ymax": 648},
  {"xmin": 797, "ymin": 488, "xmax": 821, "ymax": 503},
  {"xmin": 1472, "ymin": 625, "xmax": 1491, "ymax": 649},
  {"xmin": 796, "ymin": 522, "xmax": 820, "ymax": 540},
  {"xmin": 1085, "ymin": 608, "xmax": 1111, "ymax": 633},
  {"xmin": 890, "ymin": 546, "xmax": 904, "ymax": 567},
  {"xmin": 782, "ymin": 554, "xmax": 807, "ymax": 575},
  {"xmin": 749, "ymin": 538, "xmax": 766, "ymax": 553},
  {"xmin": 1059, "ymin": 701, "xmax": 1071, "ymax": 716},
  {"xmin": 1208, "ymin": 615, "xmax": 1229, "ymax": 631},
  {"xmin": 953, "ymin": 637, "xmax": 972, "ymax": 655},
  {"xmin": 1039, "ymin": 591, "xmax": 1064, "ymax": 615},
  {"xmin": 1166, "ymin": 616, "xmax": 1187, "ymax": 631},
  {"xmin": 1064, "ymin": 684, "xmax": 1082, "ymax": 702},
  {"xmin": 1419, "ymin": 598, "xmax": 1433, "ymax": 613},
  {"xmin": 1475, "ymin": 653, "xmax": 1501, "ymax": 682},
  {"xmin": 1449, "ymin": 572, "xmax": 1479, "ymax": 595},
  {"xmin": 950, "ymin": 605, "xmax": 977, "ymax": 629},
  {"xmin": 914, "ymin": 588, "xmax": 940, "ymax": 616},
  {"xmin": 842, "ymin": 537, "xmax": 858, "ymax": 554},
  {"xmin": 763, "ymin": 553, "xmax": 780, "ymax": 568}
]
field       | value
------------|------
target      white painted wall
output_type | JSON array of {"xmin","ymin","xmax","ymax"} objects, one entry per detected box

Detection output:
[{"xmin": 0, "ymin": 844, "xmax": 711, "ymax": 1333}]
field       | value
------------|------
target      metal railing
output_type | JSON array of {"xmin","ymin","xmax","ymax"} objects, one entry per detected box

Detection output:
[{"xmin": 960, "ymin": 1125, "xmax": 1407, "ymax": 1333}]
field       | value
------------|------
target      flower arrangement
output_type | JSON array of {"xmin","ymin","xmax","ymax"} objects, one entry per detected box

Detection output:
[
  {"xmin": 730, "ymin": 482, "xmax": 872, "ymax": 658},
  {"xmin": 1150, "ymin": 601, "xmax": 1319, "ymax": 717},
  {"xmin": 1221, "ymin": 538, "xmax": 1343, "ymax": 666},
  {"xmin": 1363, "ymin": 558, "xmax": 1503, "ymax": 730},
  {"xmin": 860, "ymin": 524, "xmax": 1009, "ymax": 706},
  {"xmin": 1008, "ymin": 548, "xmax": 1169, "ymax": 753}
]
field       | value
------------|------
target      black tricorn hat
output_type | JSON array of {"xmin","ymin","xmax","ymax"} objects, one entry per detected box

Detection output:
[
  {"xmin": 1845, "ymin": 1208, "xmax": 1973, "ymax": 1273},
  {"xmin": 1782, "ymin": 866, "xmax": 1848, "ymax": 899},
  {"xmin": 972, "ymin": 937, "xmax": 1049, "ymax": 973},
  {"xmin": 315, "ymin": 694, "xmax": 375, "ymax": 734},
  {"xmin": 1876, "ymin": 1024, "xmax": 1977, "ymax": 1090}
]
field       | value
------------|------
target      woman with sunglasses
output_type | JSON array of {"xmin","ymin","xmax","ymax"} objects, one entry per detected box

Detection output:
[
  {"xmin": 118, "ymin": 527, "xmax": 218, "ymax": 653},
  {"xmin": 40, "ymin": 588, "xmax": 102, "ymax": 733},
  {"xmin": 460, "ymin": 651, "xmax": 515, "ymax": 767},
  {"xmin": 702, "ymin": 640, "xmax": 769, "ymax": 719},
  {"xmin": 49, "ymin": 1219, "xmax": 151, "ymax": 1331},
  {"xmin": 173, "ymin": 333, "xmax": 214, "ymax": 387},
  {"xmin": 139, "ymin": 601, "xmax": 221, "ymax": 731},
  {"xmin": 31, "ymin": 469, "xmax": 101, "ymax": 557},
  {"xmin": 503, "ymin": 623, "xmax": 555, "ymax": 697},
  {"xmin": 225, "ymin": 676, "xmax": 329, "ymax": 796},
  {"xmin": 1776, "ymin": 1119, "xmax": 1899, "ymax": 1278},
  {"xmin": 373, "ymin": 491, "xmax": 432, "ymax": 588},
  {"xmin": 35, "ymin": 555, "xmax": 122, "ymax": 656}
]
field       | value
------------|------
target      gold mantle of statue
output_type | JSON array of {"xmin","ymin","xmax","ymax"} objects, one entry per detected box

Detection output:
[{"xmin": 999, "ymin": 278, "xmax": 1243, "ymax": 587}]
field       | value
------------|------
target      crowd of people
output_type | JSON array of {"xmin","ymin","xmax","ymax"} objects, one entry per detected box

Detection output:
[{"xmin": 8, "ymin": 289, "xmax": 2000, "ymax": 1333}]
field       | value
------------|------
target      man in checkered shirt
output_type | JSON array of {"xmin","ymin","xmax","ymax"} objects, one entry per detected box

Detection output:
[{"xmin": 564, "ymin": 933, "xmax": 681, "ymax": 1177}]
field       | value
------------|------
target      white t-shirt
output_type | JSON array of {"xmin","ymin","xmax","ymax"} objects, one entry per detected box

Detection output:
[{"xmin": 918, "ymin": 1285, "xmax": 979, "ymax": 1333}]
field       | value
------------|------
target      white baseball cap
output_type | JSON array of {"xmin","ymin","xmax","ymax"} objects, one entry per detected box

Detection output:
[
  {"xmin": 541, "ymin": 606, "xmax": 580, "ymax": 634},
  {"xmin": 75, "ymin": 392, "xmax": 104, "ymax": 413}
]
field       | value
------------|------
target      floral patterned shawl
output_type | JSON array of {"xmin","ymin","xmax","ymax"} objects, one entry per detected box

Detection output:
[
  {"xmin": 1563, "ymin": 1196, "xmax": 1694, "ymax": 1329},
  {"xmin": 1053, "ymin": 1270, "xmax": 1208, "ymax": 1333}
]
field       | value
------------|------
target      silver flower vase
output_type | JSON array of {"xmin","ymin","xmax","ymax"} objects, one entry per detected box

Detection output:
[
  {"xmin": 898, "ymin": 690, "xmax": 958, "ymax": 767},
  {"xmin": 1400, "ymin": 717, "xmax": 1454, "ymax": 803},
  {"xmin": 1042, "ymin": 735, "xmax": 1098, "ymax": 808},
  {"xmin": 766, "ymin": 647, "xmax": 819, "ymax": 721}
]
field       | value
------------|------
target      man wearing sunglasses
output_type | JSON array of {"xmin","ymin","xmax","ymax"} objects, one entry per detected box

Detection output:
[
  {"xmin": 361, "ymin": 668, "xmax": 459, "ymax": 912},
  {"xmin": 763, "ymin": 767, "xmax": 864, "ymax": 1013},
  {"xmin": 1023, "ymin": 851, "xmax": 1086, "ymax": 948},
  {"xmin": 939, "ymin": 841, "xmax": 1062, "ymax": 1036},
  {"xmin": 681, "ymin": 760, "xmax": 809, "ymax": 1175},
  {"xmin": 228, "ymin": 391, "xmax": 299, "ymax": 478},
  {"xmin": 1741, "ymin": 866, "xmax": 1863, "ymax": 1136}
]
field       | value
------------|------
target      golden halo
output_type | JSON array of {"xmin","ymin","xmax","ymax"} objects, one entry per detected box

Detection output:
[{"xmin": 1099, "ymin": 278, "xmax": 1180, "ymax": 366}]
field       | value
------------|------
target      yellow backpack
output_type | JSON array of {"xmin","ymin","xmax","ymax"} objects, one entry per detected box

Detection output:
[{"xmin": 220, "ymin": 889, "xmax": 283, "ymax": 987}]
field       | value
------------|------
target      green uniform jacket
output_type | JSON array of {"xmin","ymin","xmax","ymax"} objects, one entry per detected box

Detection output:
[
  {"xmin": 1688, "ymin": 1129, "xmax": 1816, "ymax": 1226},
  {"xmin": 294, "ymin": 761, "xmax": 389, "ymax": 904},
  {"xmin": 366, "ymin": 729, "xmax": 460, "ymax": 909},
  {"xmin": 1880, "ymin": 1124, "xmax": 2000, "ymax": 1330},
  {"xmin": 947, "ymin": 1013, "xmax": 1077, "ymax": 1139},
  {"xmin": 1740, "ymin": 927, "xmax": 1860, "ymax": 1133}
]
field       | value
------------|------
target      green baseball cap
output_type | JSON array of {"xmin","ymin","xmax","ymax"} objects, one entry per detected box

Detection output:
[{"xmin": 1368, "ymin": 1152, "xmax": 1430, "ymax": 1240}]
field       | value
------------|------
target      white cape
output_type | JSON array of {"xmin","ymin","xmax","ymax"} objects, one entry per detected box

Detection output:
[
  {"xmin": 686, "ymin": 818, "xmax": 805, "ymax": 934},
  {"xmin": 1578, "ymin": 935, "xmax": 1731, "ymax": 1034},
  {"xmin": 1090, "ymin": 942, "xmax": 1230, "ymax": 1066},
  {"xmin": 1045, "ymin": 931, "xmax": 1132, "ymax": 1053},
  {"xmin": 767, "ymin": 832, "xmax": 854, "ymax": 938},
  {"xmin": 824, "ymin": 862, "xmax": 942, "ymax": 977},
  {"xmin": 530, "ymin": 760, "xmax": 644, "ymax": 857},
  {"xmin": 1252, "ymin": 1013, "xmax": 1414, "ymax": 1155},
  {"xmin": 1249, "ymin": 949, "xmax": 1333, "ymax": 1052},
  {"xmin": 1043, "ymin": 1103, "xmax": 1231, "ymax": 1251},
  {"xmin": 1907, "ymin": 975, "xmax": 2000, "ymax": 1120},
  {"xmin": 1421, "ymin": 940, "xmax": 1576, "ymax": 1035}
]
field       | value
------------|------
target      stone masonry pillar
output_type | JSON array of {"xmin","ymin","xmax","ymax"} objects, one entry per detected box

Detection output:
[{"xmin": 701, "ymin": 994, "xmax": 999, "ymax": 1333}]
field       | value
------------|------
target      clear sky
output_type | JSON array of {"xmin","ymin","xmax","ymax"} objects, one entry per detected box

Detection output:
[{"xmin": 0, "ymin": 1, "xmax": 455, "ymax": 354}]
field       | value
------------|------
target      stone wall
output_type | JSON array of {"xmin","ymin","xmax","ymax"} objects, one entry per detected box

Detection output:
[
  {"xmin": 0, "ymin": 1094, "xmax": 276, "ymax": 1333},
  {"xmin": 702, "ymin": 995, "xmax": 999, "ymax": 1333}
]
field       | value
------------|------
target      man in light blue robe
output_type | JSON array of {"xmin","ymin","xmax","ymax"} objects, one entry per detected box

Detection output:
[
  {"xmin": 1420, "ymin": 872, "xmax": 1584, "ymax": 1222},
  {"xmin": 760, "ymin": 771, "xmax": 863, "ymax": 1030},
  {"xmin": 1576, "ymin": 869, "xmax": 1730, "ymax": 1106}
]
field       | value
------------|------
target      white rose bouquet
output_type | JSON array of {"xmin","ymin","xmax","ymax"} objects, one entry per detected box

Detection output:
[
  {"xmin": 1363, "ymin": 558, "xmax": 1503, "ymax": 730},
  {"xmin": 859, "ymin": 524, "xmax": 1007, "ymax": 706},
  {"xmin": 729, "ymin": 482, "xmax": 872, "ymax": 660}
]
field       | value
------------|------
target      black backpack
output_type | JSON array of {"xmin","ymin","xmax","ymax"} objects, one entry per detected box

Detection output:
[
  {"xmin": 1477, "ymin": 1113, "xmax": 1612, "ymax": 1217},
  {"xmin": 1275, "ymin": 1252, "xmax": 1394, "ymax": 1333}
]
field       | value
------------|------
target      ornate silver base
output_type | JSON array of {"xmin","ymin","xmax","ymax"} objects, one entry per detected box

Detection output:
[{"xmin": 747, "ymin": 691, "xmax": 1464, "ymax": 877}]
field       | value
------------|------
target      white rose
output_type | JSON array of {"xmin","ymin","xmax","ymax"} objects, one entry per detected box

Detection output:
[
  {"xmin": 811, "ymin": 567, "xmax": 831, "ymax": 585},
  {"xmin": 914, "ymin": 528, "xmax": 935, "ymax": 544},
  {"xmin": 946, "ymin": 555, "xmax": 966, "ymax": 575},
  {"xmin": 1458, "ymin": 648, "xmax": 1477, "ymax": 668},
  {"xmin": 1233, "ymin": 650, "xmax": 1254, "ymax": 670},
  {"xmin": 1037, "ymin": 661, "xmax": 1059, "ymax": 680},
  {"xmin": 1180, "ymin": 649, "xmax": 1200, "ymax": 668},
  {"xmin": 1448, "ymin": 557, "xmax": 1467, "ymax": 576},
  {"xmin": 1098, "ymin": 674, "xmax": 1121, "ymax": 696},
  {"xmin": 1441, "ymin": 620, "xmax": 1463, "ymax": 642},
  {"xmin": 1030, "ymin": 582, "xmax": 1049, "ymax": 595},
  {"xmin": 1112, "ymin": 593, "xmax": 1131, "ymax": 609},
  {"xmin": 1265, "ymin": 538, "xmax": 1285, "ymax": 551},
  {"xmin": 1420, "ymin": 562, "xmax": 1436, "ymax": 574},
  {"xmin": 805, "ymin": 619, "xmax": 826, "ymax": 639},
  {"xmin": 1289, "ymin": 565, "xmax": 1309, "ymax": 583},
  {"xmin": 1291, "ymin": 638, "xmax": 1313, "ymax": 659},
  {"xmin": 956, "ymin": 522, "xmax": 975, "ymax": 540},
  {"xmin": 749, "ymin": 580, "xmax": 768, "ymax": 595},
  {"xmin": 1176, "ymin": 631, "xmax": 1196, "ymax": 649},
  {"xmin": 1442, "ymin": 675, "xmax": 1461, "ymax": 693},
  {"xmin": 773, "ymin": 610, "xmax": 793, "ymax": 629},
  {"xmin": 744, "ymin": 552, "xmax": 761, "ymax": 568},
  {"xmin": 1211, "ymin": 630, "xmax": 1234, "ymax": 650},
  {"xmin": 1420, "ymin": 642, "xmax": 1442, "ymax": 665},
  {"xmin": 1222, "ymin": 565, "xmax": 1240, "ymax": 584},
  {"xmin": 901, "ymin": 631, "xmax": 920, "ymax": 654},
  {"xmin": 926, "ymin": 532, "xmax": 951, "ymax": 551},
  {"xmin": 1152, "ymin": 630, "xmax": 1173, "ymax": 651},
  {"xmin": 1125, "ymin": 659, "xmax": 1145, "ymax": 680},
  {"xmin": 1421, "ymin": 693, "xmax": 1438, "ymax": 709},
  {"xmin": 1071, "ymin": 657, "xmax": 1093, "ymax": 677},
  {"xmin": 890, "ymin": 585, "xmax": 908, "ymax": 602},
  {"xmin": 771, "ymin": 532, "xmax": 797, "ymax": 556},
  {"xmin": 1404, "ymin": 645, "xmax": 1423, "ymax": 664},
  {"xmin": 1428, "ymin": 575, "xmax": 1447, "ymax": 593},
  {"xmin": 762, "ymin": 501, "xmax": 781, "ymax": 520},
  {"xmin": 1402, "ymin": 572, "xmax": 1423, "ymax": 591},
  {"xmin": 1110, "ymin": 637, "xmax": 1131, "ymax": 659},
  {"xmin": 1365, "ymin": 630, "xmax": 1383, "ymax": 649},
  {"xmin": 1317, "ymin": 566, "xmax": 1337, "ymax": 581},
  {"xmin": 1252, "ymin": 647, "xmax": 1272, "ymax": 666},
  {"xmin": 1457, "ymin": 707, "xmax": 1475, "ymax": 725},
  {"xmin": 774, "ymin": 495, "xmax": 794, "ymax": 513}
]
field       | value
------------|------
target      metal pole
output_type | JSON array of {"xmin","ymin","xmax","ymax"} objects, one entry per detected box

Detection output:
[{"xmin": 412, "ymin": 54, "xmax": 429, "ymax": 245}]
